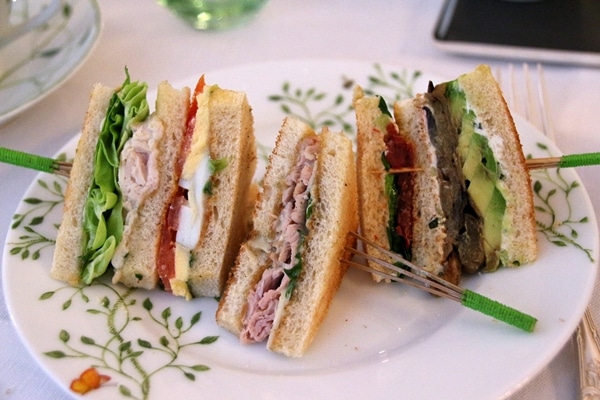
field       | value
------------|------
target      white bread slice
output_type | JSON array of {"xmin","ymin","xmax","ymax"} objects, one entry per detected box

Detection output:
[
  {"xmin": 455, "ymin": 64, "xmax": 537, "ymax": 267},
  {"xmin": 394, "ymin": 96, "xmax": 447, "ymax": 277},
  {"xmin": 51, "ymin": 84, "xmax": 114, "ymax": 285},
  {"xmin": 187, "ymin": 87, "xmax": 257, "ymax": 297},
  {"xmin": 268, "ymin": 127, "xmax": 357, "ymax": 357},
  {"xmin": 111, "ymin": 82, "xmax": 191, "ymax": 290},
  {"xmin": 216, "ymin": 118, "xmax": 358, "ymax": 357},
  {"xmin": 353, "ymin": 86, "xmax": 397, "ymax": 281}
]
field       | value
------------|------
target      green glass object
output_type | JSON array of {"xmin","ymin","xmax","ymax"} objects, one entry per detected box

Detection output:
[{"xmin": 157, "ymin": 0, "xmax": 268, "ymax": 30}]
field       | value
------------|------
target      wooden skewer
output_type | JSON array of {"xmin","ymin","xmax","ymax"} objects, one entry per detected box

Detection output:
[
  {"xmin": 341, "ymin": 231, "xmax": 538, "ymax": 332},
  {"xmin": 385, "ymin": 166, "xmax": 425, "ymax": 173},
  {"xmin": 52, "ymin": 161, "xmax": 72, "ymax": 177},
  {"xmin": 2, "ymin": 143, "xmax": 599, "ymax": 179},
  {"xmin": 386, "ymin": 153, "xmax": 600, "ymax": 174},
  {"xmin": 0, "ymin": 147, "xmax": 72, "ymax": 177},
  {"xmin": 525, "ymin": 156, "xmax": 561, "ymax": 170}
]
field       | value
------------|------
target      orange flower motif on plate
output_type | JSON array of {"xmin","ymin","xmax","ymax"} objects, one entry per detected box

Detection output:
[{"xmin": 69, "ymin": 367, "xmax": 111, "ymax": 395}]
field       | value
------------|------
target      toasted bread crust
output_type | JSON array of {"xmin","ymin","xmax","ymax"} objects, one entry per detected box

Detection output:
[
  {"xmin": 456, "ymin": 65, "xmax": 537, "ymax": 267},
  {"xmin": 353, "ymin": 86, "xmax": 396, "ymax": 281},
  {"xmin": 51, "ymin": 84, "xmax": 114, "ymax": 285},
  {"xmin": 187, "ymin": 87, "xmax": 257, "ymax": 298}
]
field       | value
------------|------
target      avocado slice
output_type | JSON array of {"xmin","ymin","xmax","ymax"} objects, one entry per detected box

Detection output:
[
  {"xmin": 467, "ymin": 165, "xmax": 505, "ymax": 271},
  {"xmin": 444, "ymin": 82, "xmax": 507, "ymax": 271}
]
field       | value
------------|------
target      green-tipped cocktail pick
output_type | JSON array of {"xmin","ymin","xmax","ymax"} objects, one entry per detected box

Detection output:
[
  {"xmin": 2, "ymin": 146, "xmax": 600, "ymax": 180},
  {"xmin": 344, "ymin": 232, "xmax": 537, "ymax": 332},
  {"xmin": 527, "ymin": 152, "xmax": 600, "ymax": 170},
  {"xmin": 389, "ymin": 151, "xmax": 600, "ymax": 174},
  {"xmin": 0, "ymin": 147, "xmax": 70, "ymax": 176},
  {"xmin": 461, "ymin": 289, "xmax": 536, "ymax": 332}
]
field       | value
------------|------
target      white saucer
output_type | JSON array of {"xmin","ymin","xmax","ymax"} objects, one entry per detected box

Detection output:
[{"xmin": 0, "ymin": 0, "xmax": 101, "ymax": 125}]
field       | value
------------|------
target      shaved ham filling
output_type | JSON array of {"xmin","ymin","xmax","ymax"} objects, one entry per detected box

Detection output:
[{"xmin": 240, "ymin": 136, "xmax": 320, "ymax": 344}]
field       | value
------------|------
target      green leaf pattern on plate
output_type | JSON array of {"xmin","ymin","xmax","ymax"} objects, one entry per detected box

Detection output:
[
  {"xmin": 9, "ymin": 176, "xmax": 66, "ymax": 260},
  {"xmin": 0, "ymin": 3, "xmax": 72, "ymax": 89},
  {"xmin": 40, "ymin": 282, "xmax": 218, "ymax": 399},
  {"xmin": 267, "ymin": 63, "xmax": 421, "ymax": 137},
  {"xmin": 529, "ymin": 143, "xmax": 594, "ymax": 261}
]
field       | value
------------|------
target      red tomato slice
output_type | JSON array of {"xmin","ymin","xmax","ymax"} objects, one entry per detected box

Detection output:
[{"xmin": 156, "ymin": 75, "xmax": 205, "ymax": 291}]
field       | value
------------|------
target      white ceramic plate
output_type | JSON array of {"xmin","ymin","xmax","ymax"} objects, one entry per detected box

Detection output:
[
  {"xmin": 0, "ymin": 0, "xmax": 101, "ymax": 125},
  {"xmin": 3, "ymin": 60, "xmax": 599, "ymax": 400}
]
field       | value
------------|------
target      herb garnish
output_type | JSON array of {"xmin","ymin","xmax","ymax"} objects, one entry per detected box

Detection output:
[
  {"xmin": 284, "ymin": 194, "xmax": 313, "ymax": 299},
  {"xmin": 202, "ymin": 157, "xmax": 228, "ymax": 195}
]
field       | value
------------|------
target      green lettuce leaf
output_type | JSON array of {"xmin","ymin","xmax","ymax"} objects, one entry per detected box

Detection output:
[{"xmin": 80, "ymin": 71, "xmax": 149, "ymax": 284}]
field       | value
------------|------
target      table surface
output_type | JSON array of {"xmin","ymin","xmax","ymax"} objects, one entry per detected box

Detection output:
[{"xmin": 1, "ymin": 1, "xmax": 599, "ymax": 399}]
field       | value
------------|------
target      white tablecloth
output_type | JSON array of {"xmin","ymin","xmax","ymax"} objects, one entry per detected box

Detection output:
[{"xmin": 1, "ymin": 1, "xmax": 599, "ymax": 398}]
